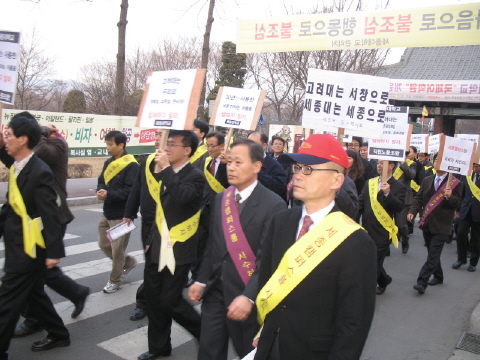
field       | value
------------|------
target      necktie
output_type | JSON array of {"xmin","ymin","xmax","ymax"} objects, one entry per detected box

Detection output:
[
  {"xmin": 475, "ymin": 173, "xmax": 479, "ymax": 185},
  {"xmin": 209, "ymin": 158, "xmax": 216, "ymax": 176},
  {"xmin": 235, "ymin": 193, "xmax": 242, "ymax": 206},
  {"xmin": 435, "ymin": 177, "xmax": 442, "ymax": 191},
  {"xmin": 297, "ymin": 215, "xmax": 313, "ymax": 241}
]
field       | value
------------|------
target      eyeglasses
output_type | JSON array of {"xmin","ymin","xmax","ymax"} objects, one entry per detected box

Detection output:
[
  {"xmin": 292, "ymin": 164, "xmax": 339, "ymax": 175},
  {"xmin": 166, "ymin": 142, "xmax": 187, "ymax": 148},
  {"xmin": 206, "ymin": 144, "xmax": 220, "ymax": 149},
  {"xmin": 348, "ymin": 143, "xmax": 360, "ymax": 148}
]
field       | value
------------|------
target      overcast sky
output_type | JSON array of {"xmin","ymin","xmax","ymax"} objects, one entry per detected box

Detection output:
[{"xmin": 3, "ymin": 0, "xmax": 477, "ymax": 81}]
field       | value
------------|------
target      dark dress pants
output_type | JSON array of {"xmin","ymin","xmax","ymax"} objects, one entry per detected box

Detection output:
[
  {"xmin": 144, "ymin": 260, "xmax": 201, "ymax": 355},
  {"xmin": 418, "ymin": 231, "xmax": 448, "ymax": 286},
  {"xmin": 0, "ymin": 268, "xmax": 69, "ymax": 357},
  {"xmin": 456, "ymin": 210, "xmax": 480, "ymax": 266},
  {"xmin": 395, "ymin": 205, "xmax": 410, "ymax": 245},
  {"xmin": 198, "ymin": 281, "xmax": 258, "ymax": 360},
  {"xmin": 191, "ymin": 206, "xmax": 210, "ymax": 281},
  {"xmin": 376, "ymin": 243, "xmax": 392, "ymax": 288},
  {"xmin": 134, "ymin": 221, "xmax": 153, "ymax": 310}
]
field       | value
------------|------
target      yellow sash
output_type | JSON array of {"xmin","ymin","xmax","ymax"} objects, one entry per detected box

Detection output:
[
  {"xmin": 368, "ymin": 177, "xmax": 398, "ymax": 248},
  {"xmin": 8, "ymin": 166, "xmax": 46, "ymax": 258},
  {"xmin": 204, "ymin": 156, "xmax": 226, "ymax": 194},
  {"xmin": 189, "ymin": 144, "xmax": 208, "ymax": 164},
  {"xmin": 256, "ymin": 212, "xmax": 362, "ymax": 325},
  {"xmin": 393, "ymin": 159, "xmax": 419, "ymax": 192},
  {"xmin": 145, "ymin": 154, "xmax": 201, "ymax": 274},
  {"xmin": 103, "ymin": 154, "xmax": 138, "ymax": 185},
  {"xmin": 467, "ymin": 173, "xmax": 480, "ymax": 202},
  {"xmin": 424, "ymin": 165, "xmax": 436, "ymax": 175}
]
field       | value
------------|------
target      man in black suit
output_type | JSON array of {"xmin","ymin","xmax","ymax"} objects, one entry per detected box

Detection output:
[
  {"xmin": 190, "ymin": 119, "xmax": 210, "ymax": 170},
  {"xmin": 254, "ymin": 134, "xmax": 376, "ymax": 360},
  {"xmin": 247, "ymin": 132, "xmax": 287, "ymax": 200},
  {"xmin": 408, "ymin": 155, "xmax": 463, "ymax": 294},
  {"xmin": 137, "ymin": 130, "xmax": 205, "ymax": 360},
  {"xmin": 0, "ymin": 115, "xmax": 70, "ymax": 360},
  {"xmin": 453, "ymin": 163, "xmax": 480, "ymax": 271},
  {"xmin": 189, "ymin": 139, "xmax": 286, "ymax": 360},
  {"xmin": 359, "ymin": 160, "xmax": 406, "ymax": 295}
]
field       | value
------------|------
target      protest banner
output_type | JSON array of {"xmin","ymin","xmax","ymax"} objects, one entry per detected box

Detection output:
[
  {"xmin": 237, "ymin": 3, "xmax": 480, "ymax": 53},
  {"xmin": 410, "ymin": 134, "xmax": 428, "ymax": 153},
  {"xmin": 302, "ymin": 69, "xmax": 390, "ymax": 139},
  {"xmin": 436, "ymin": 135, "xmax": 476, "ymax": 176},
  {"xmin": 0, "ymin": 31, "xmax": 20, "ymax": 106},
  {"xmin": 428, "ymin": 133, "xmax": 443, "ymax": 154},
  {"xmin": 455, "ymin": 134, "xmax": 480, "ymax": 144}
]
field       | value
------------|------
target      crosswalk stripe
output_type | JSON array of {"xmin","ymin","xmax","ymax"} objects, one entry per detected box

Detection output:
[
  {"xmin": 84, "ymin": 208, "xmax": 105, "ymax": 212},
  {"xmin": 62, "ymin": 250, "xmax": 144, "ymax": 280},
  {"xmin": 65, "ymin": 241, "xmax": 100, "ymax": 256},
  {"xmin": 0, "ymin": 233, "xmax": 80, "ymax": 252}
]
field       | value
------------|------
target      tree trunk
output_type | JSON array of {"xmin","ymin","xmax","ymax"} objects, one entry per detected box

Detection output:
[
  {"xmin": 114, "ymin": 0, "xmax": 128, "ymax": 115},
  {"xmin": 196, "ymin": 0, "xmax": 215, "ymax": 120}
]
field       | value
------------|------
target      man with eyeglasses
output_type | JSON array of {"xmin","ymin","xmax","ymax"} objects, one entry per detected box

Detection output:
[{"xmin": 253, "ymin": 134, "xmax": 376, "ymax": 360}]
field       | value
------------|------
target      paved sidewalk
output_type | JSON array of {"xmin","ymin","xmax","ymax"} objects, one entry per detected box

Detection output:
[{"xmin": 449, "ymin": 300, "xmax": 480, "ymax": 359}]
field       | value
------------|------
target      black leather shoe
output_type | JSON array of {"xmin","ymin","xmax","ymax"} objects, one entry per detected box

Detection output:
[
  {"xmin": 31, "ymin": 337, "xmax": 70, "ymax": 352},
  {"xmin": 468, "ymin": 265, "xmax": 476, "ymax": 272},
  {"xmin": 413, "ymin": 284, "xmax": 426, "ymax": 294},
  {"xmin": 13, "ymin": 323, "xmax": 43, "ymax": 338},
  {"xmin": 71, "ymin": 287, "xmax": 90, "ymax": 319},
  {"xmin": 137, "ymin": 349, "xmax": 171, "ymax": 359},
  {"xmin": 452, "ymin": 261, "xmax": 466, "ymax": 269},
  {"xmin": 130, "ymin": 308, "xmax": 147, "ymax": 321},
  {"xmin": 427, "ymin": 278, "xmax": 443, "ymax": 286},
  {"xmin": 402, "ymin": 243, "xmax": 409, "ymax": 254},
  {"xmin": 376, "ymin": 287, "xmax": 386, "ymax": 295}
]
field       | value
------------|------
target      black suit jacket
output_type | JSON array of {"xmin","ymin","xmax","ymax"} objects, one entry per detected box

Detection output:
[
  {"xmin": 359, "ymin": 177, "xmax": 406, "ymax": 245},
  {"xmin": 258, "ymin": 154, "xmax": 287, "ymax": 199},
  {"xmin": 146, "ymin": 163, "xmax": 206, "ymax": 266},
  {"xmin": 459, "ymin": 174, "xmax": 480, "ymax": 222},
  {"xmin": 409, "ymin": 174, "xmax": 463, "ymax": 235},
  {"xmin": 255, "ymin": 205, "xmax": 377, "ymax": 360},
  {"xmin": 0, "ymin": 154, "xmax": 64, "ymax": 273},
  {"xmin": 197, "ymin": 183, "xmax": 286, "ymax": 302}
]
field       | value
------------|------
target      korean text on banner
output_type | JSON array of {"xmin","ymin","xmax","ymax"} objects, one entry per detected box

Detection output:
[
  {"xmin": 210, "ymin": 86, "xmax": 266, "ymax": 131},
  {"xmin": 437, "ymin": 135, "xmax": 475, "ymax": 176},
  {"xmin": 237, "ymin": 3, "xmax": 480, "ymax": 53},
  {"xmin": 136, "ymin": 69, "xmax": 205, "ymax": 129},
  {"xmin": 428, "ymin": 133, "xmax": 442, "ymax": 154},
  {"xmin": 0, "ymin": 31, "xmax": 20, "ymax": 106},
  {"xmin": 455, "ymin": 134, "xmax": 480, "ymax": 144},
  {"xmin": 368, "ymin": 107, "xmax": 411, "ymax": 162},
  {"xmin": 302, "ymin": 69, "xmax": 389, "ymax": 139},
  {"xmin": 410, "ymin": 134, "xmax": 428, "ymax": 153}
]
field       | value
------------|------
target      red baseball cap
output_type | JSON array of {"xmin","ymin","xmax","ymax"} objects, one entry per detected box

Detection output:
[{"xmin": 282, "ymin": 134, "xmax": 349, "ymax": 169}]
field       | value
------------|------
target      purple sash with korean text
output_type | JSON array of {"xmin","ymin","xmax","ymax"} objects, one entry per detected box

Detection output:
[
  {"xmin": 419, "ymin": 176, "xmax": 460, "ymax": 227},
  {"xmin": 221, "ymin": 186, "xmax": 257, "ymax": 286}
]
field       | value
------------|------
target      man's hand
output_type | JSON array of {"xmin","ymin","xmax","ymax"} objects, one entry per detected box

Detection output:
[
  {"xmin": 188, "ymin": 283, "xmax": 205, "ymax": 303},
  {"xmin": 227, "ymin": 295, "xmax": 254, "ymax": 321},
  {"xmin": 46, "ymin": 258, "xmax": 60, "ymax": 269},
  {"xmin": 380, "ymin": 181, "xmax": 390, "ymax": 195},
  {"xmin": 407, "ymin": 214, "xmax": 415, "ymax": 222},
  {"xmin": 122, "ymin": 218, "xmax": 132, "ymax": 226},
  {"xmin": 444, "ymin": 188, "xmax": 452, "ymax": 198},
  {"xmin": 455, "ymin": 211, "xmax": 460, "ymax": 218},
  {"xmin": 219, "ymin": 149, "xmax": 228, "ymax": 164},
  {"xmin": 155, "ymin": 148, "xmax": 170, "ymax": 170},
  {"xmin": 46, "ymin": 123, "xmax": 59, "ymax": 132},
  {"xmin": 97, "ymin": 189, "xmax": 107, "ymax": 200},
  {"xmin": 252, "ymin": 337, "xmax": 259, "ymax": 348}
]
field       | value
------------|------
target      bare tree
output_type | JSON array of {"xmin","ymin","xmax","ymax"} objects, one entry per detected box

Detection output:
[{"xmin": 79, "ymin": 60, "xmax": 116, "ymax": 115}]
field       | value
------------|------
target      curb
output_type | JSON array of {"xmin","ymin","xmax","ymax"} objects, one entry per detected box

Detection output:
[
  {"xmin": 66, "ymin": 196, "xmax": 101, "ymax": 207},
  {"xmin": 448, "ymin": 299, "xmax": 480, "ymax": 360}
]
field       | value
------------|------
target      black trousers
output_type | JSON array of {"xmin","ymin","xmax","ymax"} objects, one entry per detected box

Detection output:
[
  {"xmin": 395, "ymin": 205, "xmax": 410, "ymax": 244},
  {"xmin": 144, "ymin": 261, "xmax": 201, "ymax": 354},
  {"xmin": 376, "ymin": 243, "xmax": 392, "ymax": 288},
  {"xmin": 191, "ymin": 206, "xmax": 210, "ymax": 281},
  {"xmin": 456, "ymin": 210, "xmax": 480, "ymax": 266},
  {"xmin": 135, "ymin": 221, "xmax": 153, "ymax": 310},
  {"xmin": 0, "ymin": 268, "xmax": 69, "ymax": 357},
  {"xmin": 417, "ymin": 231, "xmax": 448, "ymax": 287},
  {"xmin": 198, "ymin": 281, "xmax": 258, "ymax": 360}
]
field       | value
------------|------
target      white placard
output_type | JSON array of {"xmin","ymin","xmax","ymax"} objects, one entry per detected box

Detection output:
[
  {"xmin": 438, "ymin": 136, "xmax": 475, "ymax": 176},
  {"xmin": 456, "ymin": 134, "xmax": 479, "ymax": 144},
  {"xmin": 137, "ymin": 69, "xmax": 200, "ymax": 129},
  {"xmin": 212, "ymin": 86, "xmax": 263, "ymax": 130},
  {"xmin": 0, "ymin": 31, "xmax": 20, "ymax": 105},
  {"xmin": 368, "ymin": 121, "xmax": 411, "ymax": 162},
  {"xmin": 410, "ymin": 134, "xmax": 428, "ymax": 153},
  {"xmin": 302, "ymin": 69, "xmax": 390, "ymax": 139},
  {"xmin": 428, "ymin": 134, "xmax": 442, "ymax": 154}
]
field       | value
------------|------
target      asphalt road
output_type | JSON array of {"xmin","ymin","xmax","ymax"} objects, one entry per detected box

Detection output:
[{"xmin": 2, "ymin": 204, "xmax": 480, "ymax": 360}]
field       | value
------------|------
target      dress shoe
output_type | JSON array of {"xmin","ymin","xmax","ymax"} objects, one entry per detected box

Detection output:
[
  {"xmin": 31, "ymin": 337, "xmax": 70, "ymax": 352},
  {"xmin": 130, "ymin": 307, "xmax": 147, "ymax": 321},
  {"xmin": 13, "ymin": 322, "xmax": 43, "ymax": 338},
  {"xmin": 402, "ymin": 243, "xmax": 409, "ymax": 254},
  {"xmin": 427, "ymin": 278, "xmax": 443, "ymax": 286},
  {"xmin": 468, "ymin": 265, "xmax": 476, "ymax": 272},
  {"xmin": 413, "ymin": 284, "xmax": 425, "ymax": 295},
  {"xmin": 376, "ymin": 287, "xmax": 386, "ymax": 295},
  {"xmin": 71, "ymin": 287, "xmax": 90, "ymax": 319},
  {"xmin": 137, "ymin": 349, "xmax": 172, "ymax": 359},
  {"xmin": 452, "ymin": 261, "xmax": 466, "ymax": 269}
]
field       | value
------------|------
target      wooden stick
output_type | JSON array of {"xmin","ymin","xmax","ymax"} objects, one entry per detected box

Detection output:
[
  {"xmin": 154, "ymin": 129, "xmax": 170, "ymax": 173},
  {"xmin": 382, "ymin": 160, "xmax": 389, "ymax": 184},
  {"xmin": 224, "ymin": 128, "xmax": 234, "ymax": 153},
  {"xmin": 446, "ymin": 172, "xmax": 452, "ymax": 190},
  {"xmin": 337, "ymin": 127, "xmax": 345, "ymax": 143}
]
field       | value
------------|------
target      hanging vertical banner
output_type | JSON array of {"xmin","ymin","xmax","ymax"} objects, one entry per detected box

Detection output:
[
  {"xmin": 302, "ymin": 69, "xmax": 390, "ymax": 139},
  {"xmin": 410, "ymin": 134, "xmax": 428, "ymax": 153},
  {"xmin": 436, "ymin": 135, "xmax": 475, "ymax": 176},
  {"xmin": 0, "ymin": 31, "xmax": 20, "ymax": 105},
  {"xmin": 237, "ymin": 3, "xmax": 480, "ymax": 53},
  {"xmin": 210, "ymin": 86, "xmax": 266, "ymax": 130},
  {"xmin": 428, "ymin": 133, "xmax": 443, "ymax": 154},
  {"xmin": 136, "ymin": 69, "xmax": 206, "ymax": 129}
]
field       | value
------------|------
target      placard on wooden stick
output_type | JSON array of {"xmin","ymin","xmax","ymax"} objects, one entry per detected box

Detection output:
[{"xmin": 436, "ymin": 135, "xmax": 476, "ymax": 176}]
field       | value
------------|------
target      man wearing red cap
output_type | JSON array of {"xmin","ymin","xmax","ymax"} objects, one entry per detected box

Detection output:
[{"xmin": 253, "ymin": 134, "xmax": 377, "ymax": 360}]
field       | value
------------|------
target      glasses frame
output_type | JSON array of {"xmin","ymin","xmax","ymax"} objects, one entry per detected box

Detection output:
[
  {"xmin": 165, "ymin": 142, "xmax": 188, "ymax": 148},
  {"xmin": 206, "ymin": 144, "xmax": 221, "ymax": 149},
  {"xmin": 292, "ymin": 164, "xmax": 339, "ymax": 176}
]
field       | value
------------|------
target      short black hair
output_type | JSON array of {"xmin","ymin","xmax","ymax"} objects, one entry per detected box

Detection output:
[
  {"xmin": 352, "ymin": 136, "xmax": 363, "ymax": 145},
  {"xmin": 362, "ymin": 141, "xmax": 369, "ymax": 147},
  {"xmin": 389, "ymin": 161, "xmax": 398, "ymax": 167},
  {"xmin": 231, "ymin": 138, "xmax": 264, "ymax": 163},
  {"xmin": 9, "ymin": 113, "xmax": 41, "ymax": 149},
  {"xmin": 433, "ymin": 153, "xmax": 438, "ymax": 162},
  {"xmin": 105, "ymin": 131, "xmax": 127, "ymax": 148},
  {"xmin": 249, "ymin": 131, "xmax": 268, "ymax": 145},
  {"xmin": 419, "ymin": 152, "xmax": 429, "ymax": 157},
  {"xmin": 271, "ymin": 136, "xmax": 286, "ymax": 146},
  {"xmin": 409, "ymin": 145, "xmax": 418, "ymax": 153},
  {"xmin": 170, "ymin": 130, "xmax": 198, "ymax": 157},
  {"xmin": 206, "ymin": 132, "xmax": 225, "ymax": 145},
  {"xmin": 193, "ymin": 120, "xmax": 209, "ymax": 140}
]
